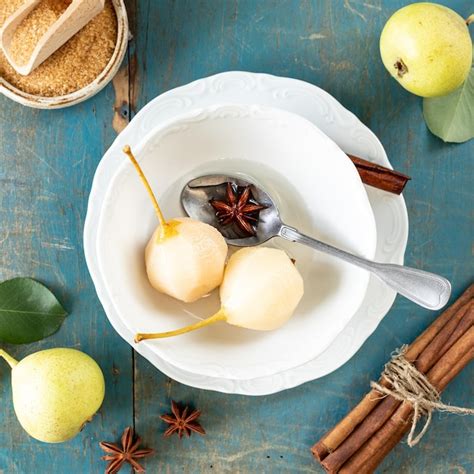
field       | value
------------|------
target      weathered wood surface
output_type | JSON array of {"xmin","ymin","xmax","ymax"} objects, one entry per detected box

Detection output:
[{"xmin": 0, "ymin": 1, "xmax": 472, "ymax": 472}]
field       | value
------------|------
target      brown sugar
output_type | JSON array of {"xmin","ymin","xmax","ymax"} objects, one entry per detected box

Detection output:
[{"xmin": 0, "ymin": 0, "xmax": 118, "ymax": 97}]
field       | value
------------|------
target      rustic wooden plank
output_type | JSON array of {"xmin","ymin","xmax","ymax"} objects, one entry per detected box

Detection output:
[{"xmin": 0, "ymin": 59, "xmax": 134, "ymax": 474}]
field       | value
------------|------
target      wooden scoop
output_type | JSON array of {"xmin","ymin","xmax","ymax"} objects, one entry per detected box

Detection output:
[{"xmin": 0, "ymin": 0, "xmax": 105, "ymax": 76}]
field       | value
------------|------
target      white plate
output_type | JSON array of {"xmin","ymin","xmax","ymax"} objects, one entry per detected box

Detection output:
[
  {"xmin": 96, "ymin": 103, "xmax": 377, "ymax": 379},
  {"xmin": 84, "ymin": 71, "xmax": 408, "ymax": 394}
]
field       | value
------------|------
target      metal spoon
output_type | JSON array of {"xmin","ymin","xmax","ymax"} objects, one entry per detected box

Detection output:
[{"xmin": 181, "ymin": 174, "xmax": 451, "ymax": 310}]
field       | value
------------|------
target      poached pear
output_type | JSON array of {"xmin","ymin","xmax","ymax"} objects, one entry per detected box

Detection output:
[
  {"xmin": 380, "ymin": 3, "xmax": 473, "ymax": 97},
  {"xmin": 135, "ymin": 246, "xmax": 304, "ymax": 341},
  {"xmin": 0, "ymin": 348, "xmax": 105, "ymax": 443},
  {"xmin": 123, "ymin": 146, "xmax": 228, "ymax": 303}
]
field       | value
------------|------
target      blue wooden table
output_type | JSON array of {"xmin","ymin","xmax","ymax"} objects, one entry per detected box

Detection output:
[{"xmin": 0, "ymin": 1, "xmax": 472, "ymax": 472}]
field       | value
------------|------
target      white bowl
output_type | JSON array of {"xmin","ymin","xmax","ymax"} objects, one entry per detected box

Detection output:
[
  {"xmin": 0, "ymin": 0, "xmax": 128, "ymax": 109},
  {"xmin": 95, "ymin": 103, "xmax": 377, "ymax": 380}
]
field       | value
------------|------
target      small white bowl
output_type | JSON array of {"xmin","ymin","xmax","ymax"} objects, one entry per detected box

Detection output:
[
  {"xmin": 0, "ymin": 0, "xmax": 128, "ymax": 109},
  {"xmin": 96, "ymin": 103, "xmax": 377, "ymax": 380}
]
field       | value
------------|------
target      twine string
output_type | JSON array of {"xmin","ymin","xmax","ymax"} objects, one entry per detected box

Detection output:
[{"xmin": 370, "ymin": 345, "xmax": 474, "ymax": 447}]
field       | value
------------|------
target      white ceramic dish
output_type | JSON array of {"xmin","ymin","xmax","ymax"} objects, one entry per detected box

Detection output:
[
  {"xmin": 0, "ymin": 0, "xmax": 128, "ymax": 109},
  {"xmin": 84, "ymin": 71, "xmax": 408, "ymax": 394},
  {"xmin": 96, "ymin": 103, "xmax": 377, "ymax": 379}
]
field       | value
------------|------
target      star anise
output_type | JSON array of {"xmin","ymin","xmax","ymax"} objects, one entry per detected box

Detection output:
[
  {"xmin": 99, "ymin": 427, "xmax": 154, "ymax": 473},
  {"xmin": 160, "ymin": 400, "xmax": 206, "ymax": 438},
  {"xmin": 210, "ymin": 182, "xmax": 267, "ymax": 235}
]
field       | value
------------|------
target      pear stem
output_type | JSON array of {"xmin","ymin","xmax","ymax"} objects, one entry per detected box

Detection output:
[
  {"xmin": 466, "ymin": 14, "xmax": 474, "ymax": 25},
  {"xmin": 0, "ymin": 349, "xmax": 18, "ymax": 369},
  {"xmin": 123, "ymin": 145, "xmax": 168, "ymax": 239},
  {"xmin": 135, "ymin": 309, "xmax": 227, "ymax": 342}
]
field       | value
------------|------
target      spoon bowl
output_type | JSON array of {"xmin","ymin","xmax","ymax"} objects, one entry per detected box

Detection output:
[{"xmin": 182, "ymin": 174, "xmax": 280, "ymax": 246}]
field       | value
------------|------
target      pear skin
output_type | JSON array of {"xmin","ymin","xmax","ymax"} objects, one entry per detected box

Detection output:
[
  {"xmin": 123, "ymin": 146, "xmax": 228, "ymax": 303},
  {"xmin": 3, "ymin": 348, "xmax": 105, "ymax": 443},
  {"xmin": 220, "ymin": 247, "xmax": 304, "ymax": 330},
  {"xmin": 145, "ymin": 217, "xmax": 228, "ymax": 302},
  {"xmin": 380, "ymin": 3, "xmax": 473, "ymax": 97},
  {"xmin": 135, "ymin": 247, "xmax": 304, "ymax": 341}
]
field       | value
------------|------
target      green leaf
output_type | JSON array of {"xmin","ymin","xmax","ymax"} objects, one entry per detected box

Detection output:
[
  {"xmin": 423, "ymin": 62, "xmax": 474, "ymax": 143},
  {"xmin": 0, "ymin": 278, "xmax": 67, "ymax": 344}
]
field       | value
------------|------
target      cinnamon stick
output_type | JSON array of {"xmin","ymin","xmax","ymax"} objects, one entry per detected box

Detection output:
[
  {"xmin": 404, "ymin": 285, "xmax": 474, "ymax": 360},
  {"xmin": 439, "ymin": 302, "xmax": 474, "ymax": 360},
  {"xmin": 428, "ymin": 326, "xmax": 474, "ymax": 388},
  {"xmin": 347, "ymin": 154, "xmax": 411, "ymax": 195},
  {"xmin": 339, "ymin": 327, "xmax": 474, "ymax": 473},
  {"xmin": 436, "ymin": 346, "xmax": 474, "ymax": 392},
  {"xmin": 312, "ymin": 285, "xmax": 474, "ymax": 463},
  {"xmin": 321, "ymin": 396, "xmax": 400, "ymax": 472},
  {"xmin": 311, "ymin": 389, "xmax": 386, "ymax": 461},
  {"xmin": 415, "ymin": 301, "xmax": 473, "ymax": 372}
]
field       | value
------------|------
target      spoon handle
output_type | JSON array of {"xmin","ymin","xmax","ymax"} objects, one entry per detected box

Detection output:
[{"xmin": 279, "ymin": 225, "xmax": 451, "ymax": 310}]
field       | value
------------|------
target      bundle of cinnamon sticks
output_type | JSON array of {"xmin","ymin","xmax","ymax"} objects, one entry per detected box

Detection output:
[{"xmin": 312, "ymin": 283, "xmax": 474, "ymax": 473}]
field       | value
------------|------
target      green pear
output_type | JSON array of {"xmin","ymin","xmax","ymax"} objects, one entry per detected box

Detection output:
[
  {"xmin": 380, "ymin": 3, "xmax": 473, "ymax": 97},
  {"xmin": 0, "ymin": 348, "xmax": 105, "ymax": 443}
]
